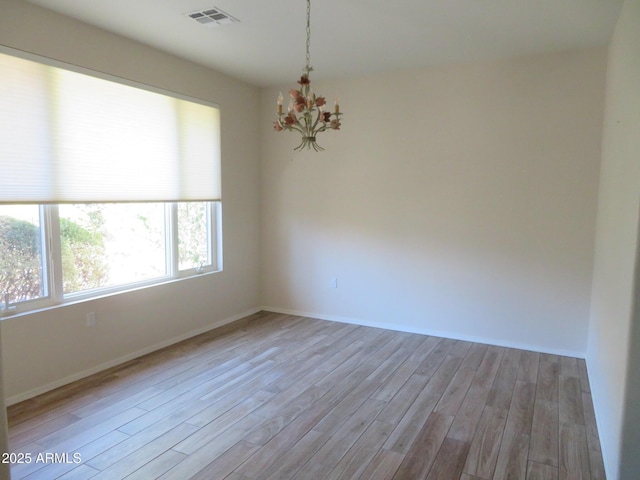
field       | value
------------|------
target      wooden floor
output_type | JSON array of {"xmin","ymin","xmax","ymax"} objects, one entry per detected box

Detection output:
[{"xmin": 8, "ymin": 311, "xmax": 606, "ymax": 480}]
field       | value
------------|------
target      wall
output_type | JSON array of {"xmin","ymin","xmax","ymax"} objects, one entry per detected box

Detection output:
[
  {"xmin": 0, "ymin": 0, "xmax": 261, "ymax": 403},
  {"xmin": 261, "ymin": 49, "xmax": 606, "ymax": 356},
  {"xmin": 587, "ymin": 0, "xmax": 640, "ymax": 478},
  {"xmin": 0, "ymin": 326, "xmax": 8, "ymax": 480}
]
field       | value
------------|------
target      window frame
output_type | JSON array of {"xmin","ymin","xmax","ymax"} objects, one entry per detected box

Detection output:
[{"xmin": 0, "ymin": 201, "xmax": 221, "ymax": 316}]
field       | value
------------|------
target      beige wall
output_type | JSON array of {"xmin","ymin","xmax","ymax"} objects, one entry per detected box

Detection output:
[
  {"xmin": 587, "ymin": 0, "xmax": 640, "ymax": 478},
  {"xmin": 261, "ymin": 49, "xmax": 606, "ymax": 356},
  {"xmin": 0, "ymin": 0, "xmax": 261, "ymax": 403}
]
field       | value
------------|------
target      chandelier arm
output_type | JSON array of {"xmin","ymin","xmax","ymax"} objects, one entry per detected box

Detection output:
[
  {"xmin": 311, "ymin": 110, "xmax": 323, "ymax": 131},
  {"xmin": 284, "ymin": 122, "xmax": 305, "ymax": 134},
  {"xmin": 304, "ymin": 113, "xmax": 313, "ymax": 134},
  {"xmin": 276, "ymin": 115, "xmax": 305, "ymax": 134}
]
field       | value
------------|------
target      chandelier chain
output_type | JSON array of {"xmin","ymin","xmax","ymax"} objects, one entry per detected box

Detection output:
[{"xmin": 305, "ymin": 0, "xmax": 311, "ymax": 72}]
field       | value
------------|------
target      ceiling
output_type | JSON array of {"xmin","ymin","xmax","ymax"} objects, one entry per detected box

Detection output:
[{"xmin": 25, "ymin": 0, "xmax": 623, "ymax": 87}]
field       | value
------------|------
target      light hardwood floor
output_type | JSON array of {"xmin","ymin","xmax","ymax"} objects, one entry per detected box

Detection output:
[{"xmin": 8, "ymin": 311, "xmax": 606, "ymax": 479}]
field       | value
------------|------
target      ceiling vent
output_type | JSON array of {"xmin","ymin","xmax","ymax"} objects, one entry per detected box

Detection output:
[{"xmin": 186, "ymin": 7, "xmax": 238, "ymax": 27}]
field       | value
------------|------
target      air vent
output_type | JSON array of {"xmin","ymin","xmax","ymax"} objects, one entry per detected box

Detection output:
[{"xmin": 186, "ymin": 7, "xmax": 238, "ymax": 27}]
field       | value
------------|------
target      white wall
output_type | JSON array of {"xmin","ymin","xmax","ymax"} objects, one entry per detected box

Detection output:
[
  {"xmin": 0, "ymin": 0, "xmax": 261, "ymax": 403},
  {"xmin": 587, "ymin": 0, "xmax": 640, "ymax": 478},
  {"xmin": 261, "ymin": 49, "xmax": 606, "ymax": 357}
]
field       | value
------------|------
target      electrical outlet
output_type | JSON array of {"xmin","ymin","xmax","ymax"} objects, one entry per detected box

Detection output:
[
  {"xmin": 86, "ymin": 312, "xmax": 96, "ymax": 327},
  {"xmin": 330, "ymin": 277, "xmax": 338, "ymax": 289}
]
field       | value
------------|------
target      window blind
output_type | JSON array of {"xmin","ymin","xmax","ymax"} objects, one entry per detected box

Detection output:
[{"xmin": 0, "ymin": 49, "xmax": 221, "ymax": 203}]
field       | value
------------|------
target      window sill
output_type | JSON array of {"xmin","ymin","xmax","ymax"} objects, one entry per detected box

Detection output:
[{"xmin": 0, "ymin": 268, "xmax": 222, "ymax": 320}]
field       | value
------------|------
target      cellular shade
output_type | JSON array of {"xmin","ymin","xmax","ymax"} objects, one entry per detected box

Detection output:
[{"xmin": 0, "ymin": 49, "xmax": 221, "ymax": 203}]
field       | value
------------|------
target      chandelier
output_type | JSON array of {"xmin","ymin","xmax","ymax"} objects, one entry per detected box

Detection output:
[{"xmin": 273, "ymin": 0, "xmax": 342, "ymax": 152}]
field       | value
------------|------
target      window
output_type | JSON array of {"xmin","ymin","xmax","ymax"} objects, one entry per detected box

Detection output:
[
  {"xmin": 0, "ymin": 48, "xmax": 222, "ymax": 315},
  {"xmin": 0, "ymin": 205, "xmax": 46, "ymax": 305},
  {"xmin": 59, "ymin": 203, "xmax": 168, "ymax": 293},
  {"xmin": 0, "ymin": 202, "xmax": 221, "ymax": 314}
]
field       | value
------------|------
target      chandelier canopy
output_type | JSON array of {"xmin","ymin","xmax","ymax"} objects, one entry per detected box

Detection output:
[{"xmin": 273, "ymin": 0, "xmax": 342, "ymax": 152}]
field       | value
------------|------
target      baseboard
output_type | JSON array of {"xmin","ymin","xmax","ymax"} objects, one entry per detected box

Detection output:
[
  {"xmin": 8, "ymin": 305, "xmax": 585, "ymax": 406},
  {"xmin": 6, "ymin": 307, "xmax": 262, "ymax": 406},
  {"xmin": 261, "ymin": 306, "xmax": 586, "ymax": 359}
]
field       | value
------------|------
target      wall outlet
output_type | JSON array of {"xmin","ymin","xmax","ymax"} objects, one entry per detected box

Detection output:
[
  {"xmin": 330, "ymin": 277, "xmax": 338, "ymax": 289},
  {"xmin": 86, "ymin": 312, "xmax": 96, "ymax": 327}
]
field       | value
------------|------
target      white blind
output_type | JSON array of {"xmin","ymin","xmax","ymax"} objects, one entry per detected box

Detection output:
[{"xmin": 0, "ymin": 50, "xmax": 221, "ymax": 203}]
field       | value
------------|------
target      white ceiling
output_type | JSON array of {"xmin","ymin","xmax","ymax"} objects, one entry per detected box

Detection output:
[{"xmin": 25, "ymin": 0, "xmax": 623, "ymax": 87}]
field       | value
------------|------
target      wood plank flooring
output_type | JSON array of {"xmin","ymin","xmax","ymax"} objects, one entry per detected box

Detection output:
[{"xmin": 7, "ymin": 312, "xmax": 606, "ymax": 479}]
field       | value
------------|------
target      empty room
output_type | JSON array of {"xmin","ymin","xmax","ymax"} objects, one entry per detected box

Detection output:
[{"xmin": 0, "ymin": 0, "xmax": 638, "ymax": 479}]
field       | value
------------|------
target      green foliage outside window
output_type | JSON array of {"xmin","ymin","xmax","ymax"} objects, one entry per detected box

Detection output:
[
  {"xmin": 60, "ymin": 217, "xmax": 108, "ymax": 293},
  {"xmin": 0, "ymin": 216, "xmax": 43, "ymax": 302},
  {"xmin": 0, "ymin": 214, "xmax": 108, "ymax": 302},
  {"xmin": 178, "ymin": 202, "xmax": 208, "ymax": 270}
]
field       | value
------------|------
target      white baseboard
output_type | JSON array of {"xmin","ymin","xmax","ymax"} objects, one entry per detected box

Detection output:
[
  {"xmin": 8, "ymin": 305, "xmax": 585, "ymax": 406},
  {"xmin": 261, "ymin": 306, "xmax": 586, "ymax": 359},
  {"xmin": 6, "ymin": 307, "xmax": 262, "ymax": 406}
]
